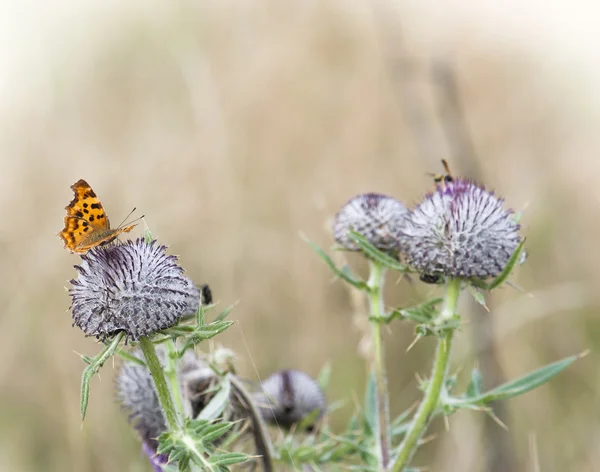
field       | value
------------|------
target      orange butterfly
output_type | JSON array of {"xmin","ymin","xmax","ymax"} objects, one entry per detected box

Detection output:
[{"xmin": 59, "ymin": 179, "xmax": 137, "ymax": 254}]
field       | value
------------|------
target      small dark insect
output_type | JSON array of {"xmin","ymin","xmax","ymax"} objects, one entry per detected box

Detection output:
[
  {"xmin": 431, "ymin": 159, "xmax": 454, "ymax": 186},
  {"xmin": 200, "ymin": 284, "xmax": 213, "ymax": 305},
  {"xmin": 419, "ymin": 273, "xmax": 443, "ymax": 284}
]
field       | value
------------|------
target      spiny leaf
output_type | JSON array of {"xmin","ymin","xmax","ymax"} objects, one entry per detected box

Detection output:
[
  {"xmin": 80, "ymin": 332, "xmax": 124, "ymax": 419},
  {"xmin": 466, "ymin": 284, "xmax": 488, "ymax": 310},
  {"xmin": 451, "ymin": 353, "xmax": 582, "ymax": 407},
  {"xmin": 389, "ymin": 298, "xmax": 444, "ymax": 324},
  {"xmin": 301, "ymin": 233, "xmax": 368, "ymax": 290},
  {"xmin": 214, "ymin": 303, "xmax": 236, "ymax": 322},
  {"xmin": 487, "ymin": 239, "xmax": 526, "ymax": 290},
  {"xmin": 465, "ymin": 367, "xmax": 483, "ymax": 398},
  {"xmin": 210, "ymin": 453, "xmax": 248, "ymax": 466},
  {"xmin": 348, "ymin": 231, "xmax": 408, "ymax": 272}
]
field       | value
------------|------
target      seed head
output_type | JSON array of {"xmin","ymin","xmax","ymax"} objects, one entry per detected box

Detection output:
[
  {"xmin": 333, "ymin": 193, "xmax": 408, "ymax": 252},
  {"xmin": 399, "ymin": 179, "xmax": 524, "ymax": 278},
  {"xmin": 69, "ymin": 239, "xmax": 200, "ymax": 340}
]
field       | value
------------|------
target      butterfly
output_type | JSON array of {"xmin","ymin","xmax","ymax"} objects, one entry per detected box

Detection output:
[{"xmin": 59, "ymin": 179, "xmax": 137, "ymax": 254}]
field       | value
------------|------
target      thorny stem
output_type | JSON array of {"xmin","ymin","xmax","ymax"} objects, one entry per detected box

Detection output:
[
  {"xmin": 367, "ymin": 260, "xmax": 391, "ymax": 470},
  {"xmin": 390, "ymin": 277, "xmax": 461, "ymax": 472},
  {"xmin": 139, "ymin": 335, "xmax": 180, "ymax": 431}
]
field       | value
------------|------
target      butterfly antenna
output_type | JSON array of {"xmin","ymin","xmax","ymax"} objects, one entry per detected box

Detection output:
[{"xmin": 117, "ymin": 207, "xmax": 145, "ymax": 228}]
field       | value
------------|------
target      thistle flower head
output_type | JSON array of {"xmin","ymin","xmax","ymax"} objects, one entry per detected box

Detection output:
[
  {"xmin": 69, "ymin": 239, "xmax": 200, "ymax": 340},
  {"xmin": 117, "ymin": 349, "xmax": 250, "ymax": 470},
  {"xmin": 399, "ymin": 179, "xmax": 524, "ymax": 279},
  {"xmin": 333, "ymin": 193, "xmax": 408, "ymax": 252},
  {"xmin": 256, "ymin": 369, "xmax": 326, "ymax": 430}
]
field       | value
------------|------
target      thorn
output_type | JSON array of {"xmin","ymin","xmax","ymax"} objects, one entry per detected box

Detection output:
[
  {"xmin": 420, "ymin": 433, "xmax": 437, "ymax": 445},
  {"xmin": 578, "ymin": 349, "xmax": 591, "ymax": 359},
  {"xmin": 406, "ymin": 334, "xmax": 422, "ymax": 353},
  {"xmin": 506, "ymin": 281, "xmax": 526, "ymax": 293},
  {"xmin": 486, "ymin": 408, "xmax": 509, "ymax": 431}
]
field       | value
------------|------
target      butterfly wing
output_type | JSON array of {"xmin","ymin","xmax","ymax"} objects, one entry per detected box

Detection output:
[
  {"xmin": 71, "ymin": 224, "xmax": 137, "ymax": 254},
  {"xmin": 64, "ymin": 179, "xmax": 111, "ymax": 230},
  {"xmin": 59, "ymin": 179, "xmax": 135, "ymax": 253}
]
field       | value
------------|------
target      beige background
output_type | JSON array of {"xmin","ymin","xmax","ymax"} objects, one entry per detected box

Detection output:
[{"xmin": 0, "ymin": 1, "xmax": 599, "ymax": 471}]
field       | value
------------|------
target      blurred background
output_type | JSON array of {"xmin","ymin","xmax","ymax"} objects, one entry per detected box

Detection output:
[{"xmin": 1, "ymin": 0, "xmax": 599, "ymax": 471}]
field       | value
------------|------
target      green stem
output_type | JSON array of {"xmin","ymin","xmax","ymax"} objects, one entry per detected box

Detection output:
[
  {"xmin": 367, "ymin": 260, "xmax": 390, "ymax": 470},
  {"xmin": 139, "ymin": 336, "xmax": 180, "ymax": 431},
  {"xmin": 390, "ymin": 277, "xmax": 461, "ymax": 472},
  {"xmin": 165, "ymin": 340, "xmax": 186, "ymax": 423}
]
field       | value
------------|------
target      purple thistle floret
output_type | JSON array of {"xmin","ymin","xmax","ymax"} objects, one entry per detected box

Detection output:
[
  {"xmin": 69, "ymin": 239, "xmax": 200, "ymax": 340},
  {"xmin": 333, "ymin": 193, "xmax": 408, "ymax": 252},
  {"xmin": 142, "ymin": 441, "xmax": 169, "ymax": 472},
  {"xmin": 399, "ymin": 179, "xmax": 524, "ymax": 279}
]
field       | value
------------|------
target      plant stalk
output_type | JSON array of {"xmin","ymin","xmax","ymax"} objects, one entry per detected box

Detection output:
[
  {"xmin": 367, "ymin": 260, "xmax": 391, "ymax": 470},
  {"xmin": 390, "ymin": 277, "xmax": 461, "ymax": 472},
  {"xmin": 139, "ymin": 335, "xmax": 180, "ymax": 431},
  {"xmin": 164, "ymin": 339, "xmax": 186, "ymax": 423}
]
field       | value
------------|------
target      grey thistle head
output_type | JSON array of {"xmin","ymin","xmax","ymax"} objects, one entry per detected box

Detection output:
[
  {"xmin": 69, "ymin": 239, "xmax": 200, "ymax": 341},
  {"xmin": 399, "ymin": 178, "xmax": 524, "ymax": 279},
  {"xmin": 117, "ymin": 349, "xmax": 203, "ymax": 471},
  {"xmin": 116, "ymin": 353, "xmax": 167, "ymax": 451},
  {"xmin": 255, "ymin": 369, "xmax": 326, "ymax": 431},
  {"xmin": 333, "ymin": 193, "xmax": 408, "ymax": 252}
]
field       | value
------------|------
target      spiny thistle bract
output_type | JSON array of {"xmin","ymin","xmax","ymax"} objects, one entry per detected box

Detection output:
[
  {"xmin": 399, "ymin": 179, "xmax": 524, "ymax": 279},
  {"xmin": 333, "ymin": 193, "xmax": 408, "ymax": 252},
  {"xmin": 69, "ymin": 239, "xmax": 200, "ymax": 340}
]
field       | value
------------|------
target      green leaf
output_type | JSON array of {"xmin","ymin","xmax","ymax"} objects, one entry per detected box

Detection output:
[
  {"xmin": 465, "ymin": 367, "xmax": 483, "ymax": 398},
  {"xmin": 296, "ymin": 407, "xmax": 323, "ymax": 431},
  {"xmin": 390, "ymin": 403, "xmax": 417, "ymax": 438},
  {"xmin": 451, "ymin": 353, "xmax": 582, "ymax": 407},
  {"xmin": 487, "ymin": 239, "xmax": 526, "ymax": 290},
  {"xmin": 348, "ymin": 231, "xmax": 408, "ymax": 272},
  {"xmin": 363, "ymin": 373, "xmax": 377, "ymax": 438},
  {"xmin": 80, "ymin": 332, "xmax": 124, "ymax": 419},
  {"xmin": 144, "ymin": 227, "xmax": 154, "ymax": 244},
  {"xmin": 478, "ymin": 353, "xmax": 581, "ymax": 402},
  {"xmin": 197, "ymin": 376, "xmax": 231, "ymax": 421},
  {"xmin": 200, "ymin": 422, "xmax": 234, "ymax": 443},
  {"xmin": 317, "ymin": 362, "xmax": 332, "ymax": 390},
  {"xmin": 116, "ymin": 349, "xmax": 146, "ymax": 366},
  {"xmin": 390, "ymin": 298, "xmax": 443, "ymax": 324},
  {"xmin": 301, "ymin": 234, "xmax": 368, "ymax": 290},
  {"xmin": 214, "ymin": 303, "xmax": 236, "ymax": 322},
  {"xmin": 210, "ymin": 453, "xmax": 248, "ymax": 466},
  {"xmin": 196, "ymin": 303, "xmax": 206, "ymax": 326},
  {"xmin": 466, "ymin": 284, "xmax": 488, "ymax": 309},
  {"xmin": 180, "ymin": 320, "xmax": 234, "ymax": 352}
]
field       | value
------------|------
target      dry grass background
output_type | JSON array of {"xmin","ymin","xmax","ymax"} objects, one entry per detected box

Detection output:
[{"xmin": 1, "ymin": 1, "xmax": 599, "ymax": 471}]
